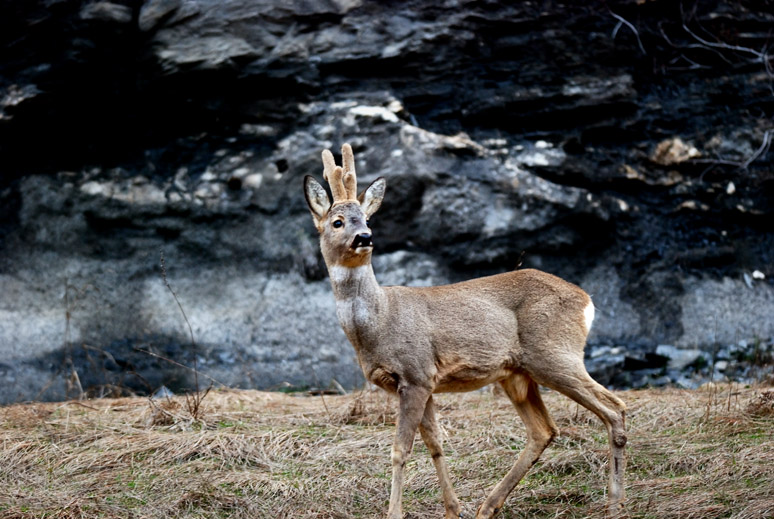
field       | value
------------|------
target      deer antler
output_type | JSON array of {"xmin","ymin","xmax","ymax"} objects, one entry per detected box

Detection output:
[{"xmin": 322, "ymin": 144, "xmax": 358, "ymax": 205}]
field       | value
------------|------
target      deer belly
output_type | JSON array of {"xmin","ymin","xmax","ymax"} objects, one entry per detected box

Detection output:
[
  {"xmin": 433, "ymin": 365, "xmax": 513, "ymax": 392},
  {"xmin": 432, "ymin": 346, "xmax": 517, "ymax": 392}
]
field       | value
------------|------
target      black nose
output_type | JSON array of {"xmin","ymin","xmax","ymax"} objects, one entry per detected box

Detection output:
[{"xmin": 352, "ymin": 232, "xmax": 373, "ymax": 249}]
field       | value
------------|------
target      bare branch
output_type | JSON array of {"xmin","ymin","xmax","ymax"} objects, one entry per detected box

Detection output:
[
  {"xmin": 691, "ymin": 129, "xmax": 773, "ymax": 170},
  {"xmin": 676, "ymin": 2, "xmax": 774, "ymax": 93},
  {"xmin": 160, "ymin": 251, "xmax": 196, "ymax": 351},
  {"xmin": 136, "ymin": 347, "xmax": 226, "ymax": 387},
  {"xmin": 741, "ymin": 129, "xmax": 772, "ymax": 169},
  {"xmin": 609, "ymin": 10, "xmax": 646, "ymax": 55},
  {"xmin": 682, "ymin": 22, "xmax": 767, "ymax": 60},
  {"xmin": 159, "ymin": 250, "xmax": 218, "ymax": 420},
  {"xmin": 658, "ymin": 21, "xmax": 735, "ymax": 66}
]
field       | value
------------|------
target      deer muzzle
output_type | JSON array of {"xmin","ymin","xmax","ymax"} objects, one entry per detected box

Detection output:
[{"xmin": 351, "ymin": 232, "xmax": 373, "ymax": 249}]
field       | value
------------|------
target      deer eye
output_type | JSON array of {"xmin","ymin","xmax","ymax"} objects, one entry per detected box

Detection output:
[
  {"xmin": 366, "ymin": 219, "xmax": 371, "ymax": 227},
  {"xmin": 332, "ymin": 220, "xmax": 343, "ymax": 229}
]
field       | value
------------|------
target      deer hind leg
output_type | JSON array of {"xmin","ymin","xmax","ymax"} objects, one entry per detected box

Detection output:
[
  {"xmin": 387, "ymin": 384, "xmax": 431, "ymax": 519},
  {"xmin": 535, "ymin": 364, "xmax": 628, "ymax": 519},
  {"xmin": 476, "ymin": 374, "xmax": 558, "ymax": 519},
  {"xmin": 418, "ymin": 396, "xmax": 462, "ymax": 519}
]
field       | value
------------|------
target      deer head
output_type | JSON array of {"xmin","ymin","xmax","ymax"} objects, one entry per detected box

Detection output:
[{"xmin": 304, "ymin": 144, "xmax": 386, "ymax": 268}]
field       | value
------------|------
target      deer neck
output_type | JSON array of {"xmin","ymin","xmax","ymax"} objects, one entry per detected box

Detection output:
[{"xmin": 328, "ymin": 264, "xmax": 386, "ymax": 349}]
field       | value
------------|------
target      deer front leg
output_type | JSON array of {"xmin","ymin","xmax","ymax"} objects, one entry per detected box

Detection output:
[{"xmin": 387, "ymin": 384, "xmax": 431, "ymax": 519}]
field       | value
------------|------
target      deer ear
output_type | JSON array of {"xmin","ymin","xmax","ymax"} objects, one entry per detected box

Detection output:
[
  {"xmin": 358, "ymin": 177, "xmax": 386, "ymax": 218},
  {"xmin": 304, "ymin": 176, "xmax": 330, "ymax": 227}
]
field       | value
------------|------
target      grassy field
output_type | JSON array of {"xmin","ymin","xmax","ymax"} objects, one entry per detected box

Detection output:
[{"xmin": 1, "ymin": 383, "xmax": 772, "ymax": 519}]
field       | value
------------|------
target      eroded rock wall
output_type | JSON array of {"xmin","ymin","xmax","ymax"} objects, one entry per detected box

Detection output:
[{"xmin": 1, "ymin": 0, "xmax": 773, "ymax": 402}]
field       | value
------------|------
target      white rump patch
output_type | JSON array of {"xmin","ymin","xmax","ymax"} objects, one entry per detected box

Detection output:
[{"xmin": 584, "ymin": 301, "xmax": 595, "ymax": 333}]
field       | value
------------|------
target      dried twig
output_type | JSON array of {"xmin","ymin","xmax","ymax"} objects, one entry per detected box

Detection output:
[
  {"xmin": 610, "ymin": 10, "xmax": 646, "ymax": 54},
  {"xmin": 160, "ymin": 252, "xmax": 196, "ymax": 355},
  {"xmin": 159, "ymin": 250, "xmax": 214, "ymax": 421},
  {"xmin": 741, "ymin": 129, "xmax": 772, "ymax": 169},
  {"xmin": 690, "ymin": 129, "xmax": 773, "ymax": 170},
  {"xmin": 681, "ymin": 21, "xmax": 769, "ymax": 60},
  {"xmin": 679, "ymin": 2, "xmax": 774, "ymax": 89},
  {"xmin": 135, "ymin": 348, "xmax": 224, "ymax": 387}
]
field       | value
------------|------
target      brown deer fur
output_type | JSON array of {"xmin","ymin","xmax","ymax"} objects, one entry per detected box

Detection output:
[{"xmin": 303, "ymin": 144, "xmax": 627, "ymax": 519}]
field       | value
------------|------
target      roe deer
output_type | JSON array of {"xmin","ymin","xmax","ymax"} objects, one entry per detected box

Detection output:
[{"xmin": 303, "ymin": 144, "xmax": 627, "ymax": 519}]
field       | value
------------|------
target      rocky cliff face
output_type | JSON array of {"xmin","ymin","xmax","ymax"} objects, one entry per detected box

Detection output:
[{"xmin": 1, "ymin": 0, "xmax": 773, "ymax": 403}]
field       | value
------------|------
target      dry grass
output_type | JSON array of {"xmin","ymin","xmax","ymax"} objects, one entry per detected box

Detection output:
[{"xmin": 1, "ymin": 384, "xmax": 772, "ymax": 519}]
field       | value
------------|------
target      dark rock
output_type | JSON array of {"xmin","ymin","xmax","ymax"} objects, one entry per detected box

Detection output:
[
  {"xmin": 623, "ymin": 353, "xmax": 669, "ymax": 371},
  {"xmin": 0, "ymin": 84, "xmax": 41, "ymax": 121},
  {"xmin": 656, "ymin": 345, "xmax": 709, "ymax": 371},
  {"xmin": 80, "ymin": 2, "xmax": 133, "ymax": 24},
  {"xmin": 650, "ymin": 375, "xmax": 672, "ymax": 388},
  {"xmin": 585, "ymin": 346, "xmax": 626, "ymax": 387},
  {"xmin": 138, "ymin": 0, "xmax": 182, "ymax": 32},
  {"xmin": 1, "ymin": 0, "xmax": 773, "ymax": 402}
]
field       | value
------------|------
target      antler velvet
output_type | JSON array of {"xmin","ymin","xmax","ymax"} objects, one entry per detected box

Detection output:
[{"xmin": 322, "ymin": 143, "xmax": 358, "ymax": 205}]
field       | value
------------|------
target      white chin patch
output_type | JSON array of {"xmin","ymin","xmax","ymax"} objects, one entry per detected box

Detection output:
[{"xmin": 584, "ymin": 301, "xmax": 595, "ymax": 333}]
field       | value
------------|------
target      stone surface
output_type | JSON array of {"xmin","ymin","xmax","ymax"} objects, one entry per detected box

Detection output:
[
  {"xmin": 1, "ymin": 0, "xmax": 773, "ymax": 402},
  {"xmin": 655, "ymin": 345, "xmax": 707, "ymax": 371}
]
